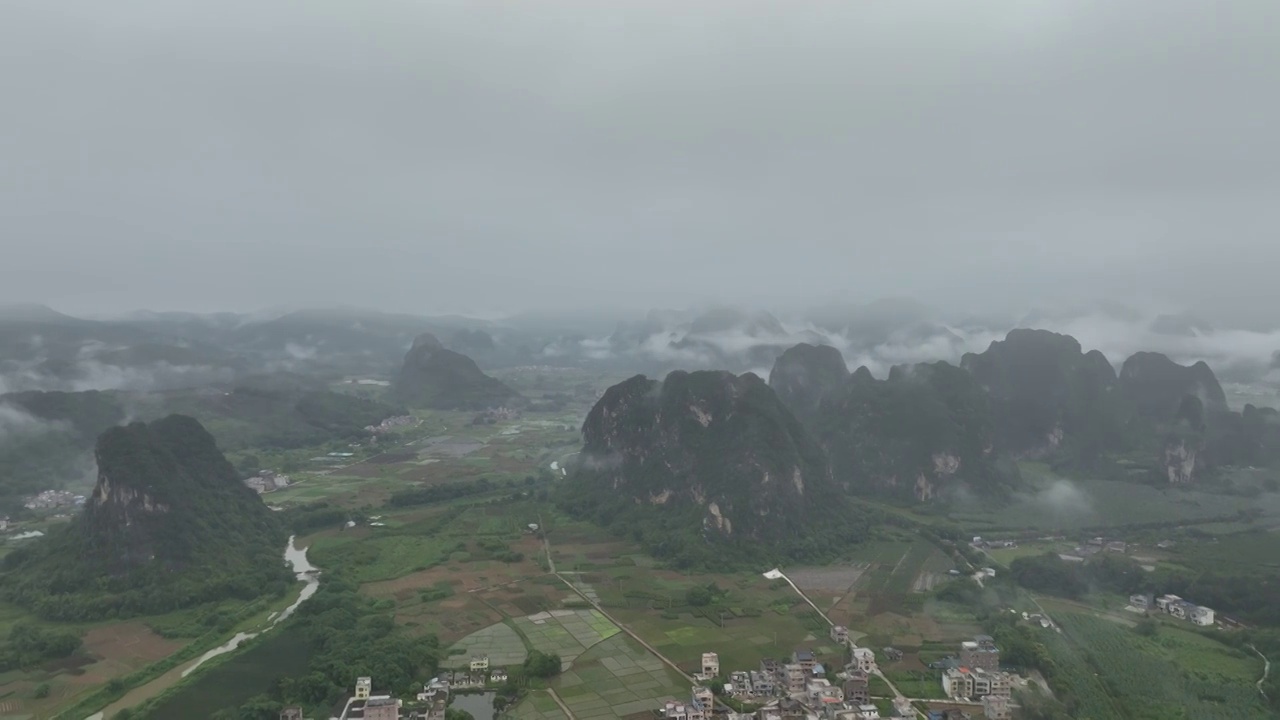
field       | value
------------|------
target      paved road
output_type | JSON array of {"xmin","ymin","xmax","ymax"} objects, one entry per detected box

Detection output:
[{"xmin": 767, "ymin": 569, "xmax": 924, "ymax": 719}]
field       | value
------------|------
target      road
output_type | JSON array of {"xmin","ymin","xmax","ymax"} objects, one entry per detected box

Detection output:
[{"xmin": 766, "ymin": 569, "xmax": 924, "ymax": 719}]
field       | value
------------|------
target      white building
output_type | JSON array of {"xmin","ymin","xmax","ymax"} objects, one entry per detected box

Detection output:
[
  {"xmin": 850, "ymin": 647, "xmax": 877, "ymax": 674},
  {"xmin": 1191, "ymin": 605, "xmax": 1215, "ymax": 626},
  {"xmin": 701, "ymin": 651, "xmax": 720, "ymax": 679}
]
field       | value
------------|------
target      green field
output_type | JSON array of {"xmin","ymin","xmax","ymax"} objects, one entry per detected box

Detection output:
[
  {"xmin": 141, "ymin": 628, "xmax": 312, "ymax": 720},
  {"xmin": 945, "ymin": 463, "xmax": 1280, "ymax": 533},
  {"xmin": 535, "ymin": 632, "xmax": 690, "ymax": 720},
  {"xmin": 1042, "ymin": 612, "xmax": 1269, "ymax": 720}
]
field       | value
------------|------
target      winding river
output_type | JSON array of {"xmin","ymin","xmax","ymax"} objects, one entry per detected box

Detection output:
[{"xmin": 84, "ymin": 536, "xmax": 320, "ymax": 720}]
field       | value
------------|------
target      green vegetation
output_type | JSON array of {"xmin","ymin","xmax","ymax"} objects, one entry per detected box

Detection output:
[
  {"xmin": 0, "ymin": 622, "xmax": 82, "ymax": 671},
  {"xmin": 1, "ymin": 415, "xmax": 290, "ymax": 621},
  {"xmin": 559, "ymin": 370, "xmax": 869, "ymax": 568},
  {"xmin": 815, "ymin": 361, "xmax": 1019, "ymax": 500},
  {"xmin": 392, "ymin": 333, "xmax": 521, "ymax": 410},
  {"xmin": 0, "ymin": 389, "xmax": 124, "ymax": 506}
]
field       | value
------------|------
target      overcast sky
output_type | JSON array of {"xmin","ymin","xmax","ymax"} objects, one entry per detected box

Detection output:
[{"xmin": 2, "ymin": 0, "xmax": 1278, "ymax": 320}]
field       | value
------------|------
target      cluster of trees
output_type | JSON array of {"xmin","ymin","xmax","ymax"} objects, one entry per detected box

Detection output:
[
  {"xmin": 523, "ymin": 649, "xmax": 562, "ymax": 678},
  {"xmin": 1008, "ymin": 552, "xmax": 1280, "ymax": 626},
  {"xmin": 0, "ymin": 623, "xmax": 82, "ymax": 672},
  {"xmin": 389, "ymin": 478, "xmax": 499, "ymax": 507},
  {"xmin": 210, "ymin": 577, "xmax": 443, "ymax": 719}
]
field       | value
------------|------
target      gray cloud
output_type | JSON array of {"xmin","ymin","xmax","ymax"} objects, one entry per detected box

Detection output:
[{"xmin": 1, "ymin": 1, "xmax": 1278, "ymax": 319}]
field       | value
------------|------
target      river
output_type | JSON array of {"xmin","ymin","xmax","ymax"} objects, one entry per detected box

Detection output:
[{"xmin": 84, "ymin": 536, "xmax": 320, "ymax": 720}]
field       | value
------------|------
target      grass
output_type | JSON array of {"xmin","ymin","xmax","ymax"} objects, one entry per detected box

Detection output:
[
  {"xmin": 944, "ymin": 462, "xmax": 1280, "ymax": 533},
  {"xmin": 1042, "ymin": 611, "xmax": 1270, "ymax": 720}
]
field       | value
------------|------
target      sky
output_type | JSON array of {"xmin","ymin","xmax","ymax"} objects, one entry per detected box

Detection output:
[{"xmin": 2, "ymin": 0, "xmax": 1279, "ymax": 321}]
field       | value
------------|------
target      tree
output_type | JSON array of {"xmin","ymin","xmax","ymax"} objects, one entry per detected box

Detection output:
[
  {"xmin": 524, "ymin": 649, "xmax": 562, "ymax": 678},
  {"xmin": 1135, "ymin": 617, "xmax": 1159, "ymax": 637},
  {"xmin": 686, "ymin": 585, "xmax": 714, "ymax": 607},
  {"xmin": 33, "ymin": 683, "xmax": 50, "ymax": 699},
  {"xmin": 709, "ymin": 679, "xmax": 725, "ymax": 696}
]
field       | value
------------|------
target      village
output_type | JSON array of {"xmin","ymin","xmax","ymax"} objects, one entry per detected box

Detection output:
[{"xmin": 267, "ymin": 626, "xmax": 1018, "ymax": 720}]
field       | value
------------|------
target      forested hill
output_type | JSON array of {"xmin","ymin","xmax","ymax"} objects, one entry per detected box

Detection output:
[
  {"xmin": 0, "ymin": 415, "xmax": 291, "ymax": 620},
  {"xmin": 558, "ymin": 370, "xmax": 867, "ymax": 567},
  {"xmin": 392, "ymin": 332, "xmax": 521, "ymax": 409}
]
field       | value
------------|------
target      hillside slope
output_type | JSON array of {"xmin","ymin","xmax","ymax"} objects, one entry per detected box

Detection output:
[
  {"xmin": 558, "ymin": 371, "xmax": 865, "ymax": 566},
  {"xmin": 1, "ymin": 415, "xmax": 290, "ymax": 620}
]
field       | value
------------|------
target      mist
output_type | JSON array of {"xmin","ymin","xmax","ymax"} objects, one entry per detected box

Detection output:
[{"xmin": 1, "ymin": 0, "xmax": 1278, "ymax": 319}]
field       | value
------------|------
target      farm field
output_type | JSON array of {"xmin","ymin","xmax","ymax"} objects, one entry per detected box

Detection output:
[
  {"xmin": 526, "ymin": 632, "xmax": 690, "ymax": 720},
  {"xmin": 944, "ymin": 463, "xmax": 1280, "ymax": 533},
  {"xmin": 1041, "ymin": 611, "xmax": 1270, "ymax": 720}
]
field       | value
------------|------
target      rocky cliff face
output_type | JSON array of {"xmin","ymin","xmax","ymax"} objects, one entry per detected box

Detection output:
[
  {"xmin": 564, "ymin": 370, "xmax": 847, "ymax": 552},
  {"xmin": 961, "ymin": 329, "xmax": 1126, "ymax": 463},
  {"xmin": 768, "ymin": 343, "xmax": 850, "ymax": 424},
  {"xmin": 1118, "ymin": 352, "xmax": 1228, "ymax": 419},
  {"xmin": 392, "ymin": 332, "xmax": 520, "ymax": 409},
  {"xmin": 814, "ymin": 361, "xmax": 1016, "ymax": 501}
]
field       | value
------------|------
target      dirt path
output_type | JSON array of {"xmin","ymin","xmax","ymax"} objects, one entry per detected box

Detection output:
[
  {"xmin": 547, "ymin": 688, "xmax": 577, "ymax": 719},
  {"xmin": 1250, "ymin": 644, "xmax": 1271, "ymax": 700}
]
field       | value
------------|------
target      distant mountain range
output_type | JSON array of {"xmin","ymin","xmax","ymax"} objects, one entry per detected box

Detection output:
[{"xmin": 560, "ymin": 328, "xmax": 1280, "ymax": 562}]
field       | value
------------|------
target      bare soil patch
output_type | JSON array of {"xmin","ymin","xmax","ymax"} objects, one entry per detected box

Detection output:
[{"xmin": 82, "ymin": 622, "xmax": 186, "ymax": 670}]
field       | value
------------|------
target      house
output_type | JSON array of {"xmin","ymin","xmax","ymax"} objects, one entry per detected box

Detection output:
[
  {"xmin": 981, "ymin": 567, "xmax": 996, "ymax": 578},
  {"xmin": 355, "ymin": 677, "xmax": 372, "ymax": 700},
  {"xmin": 424, "ymin": 699, "xmax": 447, "ymax": 720},
  {"xmin": 852, "ymin": 704, "xmax": 881, "ymax": 720},
  {"xmin": 982, "ymin": 694, "xmax": 1012, "ymax": 720},
  {"xmin": 692, "ymin": 685, "xmax": 714, "ymax": 708},
  {"xmin": 892, "ymin": 697, "xmax": 914, "ymax": 719},
  {"xmin": 662, "ymin": 700, "xmax": 705, "ymax": 720},
  {"xmin": 783, "ymin": 662, "xmax": 807, "ymax": 693},
  {"xmin": 959, "ymin": 636, "xmax": 999, "ymax": 672},
  {"xmin": 843, "ymin": 670, "xmax": 871, "ymax": 706},
  {"xmin": 942, "ymin": 667, "xmax": 1010, "ymax": 699},
  {"xmin": 1106, "ymin": 540, "xmax": 1127, "ymax": 554},
  {"xmin": 279, "ymin": 708, "xmax": 305, "ymax": 720},
  {"xmin": 490, "ymin": 669, "xmax": 508, "ymax": 683},
  {"xmin": 805, "ymin": 678, "xmax": 843, "ymax": 706},
  {"xmin": 363, "ymin": 697, "xmax": 401, "ymax": 720},
  {"xmin": 850, "ymin": 647, "xmax": 876, "ymax": 674},
  {"xmin": 701, "ymin": 651, "xmax": 721, "ymax": 678},
  {"xmin": 1156, "ymin": 594, "xmax": 1182, "ymax": 612},
  {"xmin": 750, "ymin": 670, "xmax": 776, "ymax": 696},
  {"xmin": 793, "ymin": 649, "xmax": 816, "ymax": 674},
  {"xmin": 830, "ymin": 625, "xmax": 849, "ymax": 644},
  {"xmin": 416, "ymin": 677, "xmax": 449, "ymax": 702},
  {"xmin": 1129, "ymin": 593, "xmax": 1153, "ymax": 610},
  {"xmin": 1191, "ymin": 605, "xmax": 1215, "ymax": 626},
  {"xmin": 470, "ymin": 656, "xmax": 490, "ymax": 673},
  {"xmin": 882, "ymin": 647, "xmax": 903, "ymax": 661}
]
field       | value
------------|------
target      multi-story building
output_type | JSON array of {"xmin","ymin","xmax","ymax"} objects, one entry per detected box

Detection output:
[
  {"xmin": 701, "ymin": 652, "xmax": 720, "ymax": 678},
  {"xmin": 830, "ymin": 625, "xmax": 849, "ymax": 644},
  {"xmin": 750, "ymin": 670, "xmax": 776, "ymax": 696},
  {"xmin": 850, "ymin": 647, "xmax": 876, "ymax": 674},
  {"xmin": 805, "ymin": 678, "xmax": 843, "ymax": 706},
  {"xmin": 793, "ymin": 649, "xmax": 816, "ymax": 674},
  {"xmin": 662, "ymin": 700, "xmax": 705, "ymax": 720},
  {"xmin": 355, "ymin": 677, "xmax": 372, "ymax": 700},
  {"xmin": 983, "ymin": 694, "xmax": 1013, "ymax": 720},
  {"xmin": 942, "ymin": 667, "xmax": 1010, "ymax": 700},
  {"xmin": 363, "ymin": 697, "xmax": 400, "ymax": 720},
  {"xmin": 783, "ymin": 662, "xmax": 807, "ymax": 694},
  {"xmin": 959, "ymin": 636, "xmax": 999, "ymax": 672},
  {"xmin": 843, "ymin": 670, "xmax": 871, "ymax": 706}
]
